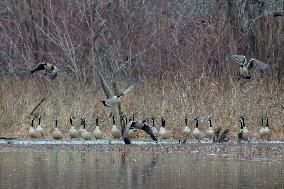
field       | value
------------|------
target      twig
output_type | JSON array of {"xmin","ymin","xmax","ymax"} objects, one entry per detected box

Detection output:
[{"xmin": 30, "ymin": 97, "xmax": 46, "ymax": 116}]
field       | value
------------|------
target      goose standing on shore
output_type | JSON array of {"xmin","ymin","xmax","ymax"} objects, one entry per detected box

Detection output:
[
  {"xmin": 99, "ymin": 75, "xmax": 135, "ymax": 107},
  {"xmin": 264, "ymin": 117, "xmax": 272, "ymax": 140},
  {"xmin": 159, "ymin": 117, "xmax": 171, "ymax": 140},
  {"xmin": 35, "ymin": 116, "xmax": 45, "ymax": 137},
  {"xmin": 205, "ymin": 117, "xmax": 214, "ymax": 139},
  {"xmin": 151, "ymin": 117, "xmax": 159, "ymax": 138},
  {"xmin": 80, "ymin": 118, "xmax": 92, "ymax": 140},
  {"xmin": 52, "ymin": 120, "xmax": 63, "ymax": 140},
  {"xmin": 259, "ymin": 117, "xmax": 266, "ymax": 140},
  {"xmin": 93, "ymin": 117, "xmax": 103, "ymax": 139},
  {"xmin": 192, "ymin": 118, "xmax": 205, "ymax": 141},
  {"xmin": 111, "ymin": 115, "xmax": 121, "ymax": 139},
  {"xmin": 231, "ymin": 55, "xmax": 270, "ymax": 79},
  {"xmin": 181, "ymin": 117, "xmax": 191, "ymax": 142},
  {"xmin": 29, "ymin": 118, "xmax": 40, "ymax": 139},
  {"xmin": 69, "ymin": 116, "xmax": 79, "ymax": 139},
  {"xmin": 31, "ymin": 62, "xmax": 58, "ymax": 80}
]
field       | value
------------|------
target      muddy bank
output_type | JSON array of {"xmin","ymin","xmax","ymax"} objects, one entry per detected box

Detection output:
[{"xmin": 0, "ymin": 140, "xmax": 283, "ymax": 160}]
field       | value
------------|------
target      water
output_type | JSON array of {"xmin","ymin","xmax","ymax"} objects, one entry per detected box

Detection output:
[{"xmin": 0, "ymin": 144, "xmax": 283, "ymax": 189}]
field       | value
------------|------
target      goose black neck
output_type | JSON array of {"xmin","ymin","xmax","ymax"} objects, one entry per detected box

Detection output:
[
  {"xmin": 132, "ymin": 114, "xmax": 135, "ymax": 121},
  {"xmin": 261, "ymin": 117, "xmax": 264, "ymax": 126},
  {"xmin": 70, "ymin": 117, "xmax": 73, "ymax": 126},
  {"xmin": 31, "ymin": 118, "xmax": 35, "ymax": 127},
  {"xmin": 195, "ymin": 119, "xmax": 198, "ymax": 128},
  {"xmin": 38, "ymin": 116, "xmax": 41, "ymax": 125},
  {"xmin": 266, "ymin": 117, "xmax": 269, "ymax": 127},
  {"xmin": 112, "ymin": 115, "xmax": 115, "ymax": 125},
  {"xmin": 161, "ymin": 118, "xmax": 165, "ymax": 127},
  {"xmin": 96, "ymin": 117, "xmax": 99, "ymax": 126},
  {"xmin": 239, "ymin": 120, "xmax": 243, "ymax": 129},
  {"xmin": 241, "ymin": 116, "xmax": 245, "ymax": 127},
  {"xmin": 55, "ymin": 120, "xmax": 58, "ymax": 128},
  {"xmin": 83, "ymin": 119, "xmax": 86, "ymax": 129},
  {"xmin": 185, "ymin": 117, "xmax": 188, "ymax": 126},
  {"xmin": 125, "ymin": 117, "xmax": 128, "ymax": 125},
  {"xmin": 152, "ymin": 118, "xmax": 155, "ymax": 126},
  {"xmin": 209, "ymin": 118, "xmax": 212, "ymax": 127}
]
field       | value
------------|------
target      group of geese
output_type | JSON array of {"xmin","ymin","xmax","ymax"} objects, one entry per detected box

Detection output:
[
  {"xmin": 28, "ymin": 115, "xmax": 272, "ymax": 143},
  {"xmin": 28, "ymin": 55, "xmax": 272, "ymax": 143}
]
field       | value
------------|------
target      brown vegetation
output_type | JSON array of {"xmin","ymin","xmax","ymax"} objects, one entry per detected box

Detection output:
[{"xmin": 0, "ymin": 1, "xmax": 283, "ymax": 140}]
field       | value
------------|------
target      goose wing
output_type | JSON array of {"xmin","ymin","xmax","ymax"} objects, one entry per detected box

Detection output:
[
  {"xmin": 122, "ymin": 121, "xmax": 134, "ymax": 144},
  {"xmin": 247, "ymin": 59, "xmax": 270, "ymax": 71},
  {"xmin": 142, "ymin": 124, "xmax": 158, "ymax": 142},
  {"xmin": 218, "ymin": 129, "xmax": 229, "ymax": 143},
  {"xmin": 231, "ymin": 55, "xmax": 247, "ymax": 65},
  {"xmin": 120, "ymin": 82, "xmax": 136, "ymax": 96},
  {"xmin": 31, "ymin": 62, "xmax": 46, "ymax": 74},
  {"xmin": 100, "ymin": 75, "xmax": 114, "ymax": 99}
]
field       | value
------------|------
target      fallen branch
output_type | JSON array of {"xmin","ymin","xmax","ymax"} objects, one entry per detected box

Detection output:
[{"xmin": 30, "ymin": 97, "xmax": 46, "ymax": 116}]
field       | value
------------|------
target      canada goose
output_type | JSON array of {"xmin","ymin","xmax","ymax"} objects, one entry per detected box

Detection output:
[
  {"xmin": 122, "ymin": 118, "xmax": 158, "ymax": 144},
  {"xmin": 31, "ymin": 62, "xmax": 58, "ymax": 80},
  {"xmin": 181, "ymin": 117, "xmax": 191, "ymax": 138},
  {"xmin": 238, "ymin": 117, "xmax": 249, "ymax": 142},
  {"xmin": 264, "ymin": 117, "xmax": 272, "ymax": 139},
  {"xmin": 99, "ymin": 75, "xmax": 135, "ymax": 107},
  {"xmin": 79, "ymin": 118, "xmax": 85, "ymax": 136},
  {"xmin": 69, "ymin": 116, "xmax": 79, "ymax": 139},
  {"xmin": 110, "ymin": 115, "xmax": 122, "ymax": 139},
  {"xmin": 192, "ymin": 118, "xmax": 205, "ymax": 141},
  {"xmin": 205, "ymin": 117, "xmax": 214, "ymax": 139},
  {"xmin": 231, "ymin": 55, "xmax": 270, "ymax": 79},
  {"xmin": 80, "ymin": 118, "xmax": 92, "ymax": 140},
  {"xmin": 93, "ymin": 117, "xmax": 103, "ymax": 139},
  {"xmin": 151, "ymin": 117, "xmax": 159, "ymax": 138},
  {"xmin": 35, "ymin": 116, "xmax": 45, "ymax": 137},
  {"xmin": 127, "ymin": 117, "xmax": 139, "ymax": 139},
  {"xmin": 52, "ymin": 120, "xmax": 63, "ymax": 140},
  {"xmin": 29, "ymin": 118, "xmax": 40, "ymax": 139},
  {"xmin": 159, "ymin": 118, "xmax": 171, "ymax": 140},
  {"xmin": 259, "ymin": 117, "xmax": 266, "ymax": 139},
  {"xmin": 213, "ymin": 127, "xmax": 229, "ymax": 143}
]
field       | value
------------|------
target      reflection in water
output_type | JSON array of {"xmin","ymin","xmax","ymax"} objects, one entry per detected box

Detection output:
[{"xmin": 0, "ymin": 150, "xmax": 283, "ymax": 189}]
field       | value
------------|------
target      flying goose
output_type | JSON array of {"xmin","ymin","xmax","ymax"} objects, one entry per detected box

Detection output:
[
  {"xmin": 80, "ymin": 118, "xmax": 92, "ymax": 140},
  {"xmin": 52, "ymin": 120, "xmax": 63, "ymax": 140},
  {"xmin": 69, "ymin": 116, "xmax": 79, "ymax": 139},
  {"xmin": 151, "ymin": 117, "xmax": 159, "ymax": 138},
  {"xmin": 122, "ymin": 118, "xmax": 158, "ymax": 144},
  {"xmin": 93, "ymin": 117, "xmax": 103, "ymax": 139},
  {"xmin": 205, "ymin": 117, "xmax": 214, "ymax": 139},
  {"xmin": 29, "ymin": 118, "xmax": 40, "ymax": 139},
  {"xmin": 192, "ymin": 118, "xmax": 205, "ymax": 141},
  {"xmin": 31, "ymin": 62, "xmax": 58, "ymax": 80},
  {"xmin": 159, "ymin": 117, "xmax": 171, "ymax": 140},
  {"xmin": 181, "ymin": 117, "xmax": 191, "ymax": 142},
  {"xmin": 110, "ymin": 115, "xmax": 122, "ymax": 139},
  {"xmin": 99, "ymin": 75, "xmax": 135, "ymax": 107},
  {"xmin": 35, "ymin": 116, "xmax": 45, "ymax": 137},
  {"xmin": 231, "ymin": 55, "xmax": 270, "ymax": 79},
  {"xmin": 127, "ymin": 117, "xmax": 139, "ymax": 139}
]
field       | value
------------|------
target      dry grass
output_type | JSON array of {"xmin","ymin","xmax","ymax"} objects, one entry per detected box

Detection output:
[{"xmin": 0, "ymin": 70, "xmax": 283, "ymax": 141}]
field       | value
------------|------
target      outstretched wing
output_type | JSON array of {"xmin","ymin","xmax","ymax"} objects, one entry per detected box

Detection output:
[
  {"xmin": 120, "ymin": 82, "xmax": 136, "ymax": 96},
  {"xmin": 99, "ymin": 75, "xmax": 114, "ymax": 99},
  {"xmin": 231, "ymin": 55, "xmax": 247, "ymax": 65},
  {"xmin": 31, "ymin": 62, "xmax": 45, "ymax": 74},
  {"xmin": 142, "ymin": 124, "xmax": 158, "ymax": 142},
  {"xmin": 247, "ymin": 59, "xmax": 270, "ymax": 71},
  {"xmin": 122, "ymin": 121, "xmax": 134, "ymax": 144}
]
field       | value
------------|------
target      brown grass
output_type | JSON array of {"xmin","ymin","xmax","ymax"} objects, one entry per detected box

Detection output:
[{"xmin": 0, "ymin": 1, "xmax": 283, "ymax": 140}]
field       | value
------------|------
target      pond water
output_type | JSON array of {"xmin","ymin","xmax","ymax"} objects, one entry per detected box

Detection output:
[{"xmin": 0, "ymin": 143, "xmax": 283, "ymax": 189}]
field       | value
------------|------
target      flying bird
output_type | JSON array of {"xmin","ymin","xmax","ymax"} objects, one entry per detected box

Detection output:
[
  {"xmin": 100, "ymin": 75, "xmax": 135, "ymax": 107},
  {"xmin": 31, "ymin": 62, "xmax": 58, "ymax": 80},
  {"xmin": 122, "ymin": 119, "xmax": 158, "ymax": 144},
  {"xmin": 231, "ymin": 55, "xmax": 270, "ymax": 79}
]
